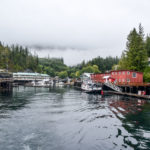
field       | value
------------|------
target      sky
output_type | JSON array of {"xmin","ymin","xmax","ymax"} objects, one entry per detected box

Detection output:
[{"xmin": 0, "ymin": 0, "xmax": 150, "ymax": 65}]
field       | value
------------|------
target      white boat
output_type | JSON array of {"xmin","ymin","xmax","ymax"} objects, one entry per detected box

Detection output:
[
  {"xmin": 30, "ymin": 79, "xmax": 50, "ymax": 87},
  {"xmin": 55, "ymin": 81, "xmax": 64, "ymax": 87},
  {"xmin": 81, "ymin": 82, "xmax": 102, "ymax": 94},
  {"xmin": 81, "ymin": 73, "xmax": 102, "ymax": 94}
]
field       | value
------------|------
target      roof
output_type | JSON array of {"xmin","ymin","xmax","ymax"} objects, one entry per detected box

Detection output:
[
  {"xmin": 110, "ymin": 70, "xmax": 143, "ymax": 74},
  {"xmin": 41, "ymin": 74, "xmax": 49, "ymax": 77},
  {"xmin": 91, "ymin": 70, "xmax": 143, "ymax": 75},
  {"xmin": 13, "ymin": 72, "xmax": 50, "ymax": 77}
]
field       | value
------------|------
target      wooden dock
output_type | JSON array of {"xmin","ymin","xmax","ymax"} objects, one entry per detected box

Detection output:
[
  {"xmin": 107, "ymin": 91, "xmax": 150, "ymax": 100},
  {"xmin": 0, "ymin": 78, "xmax": 13, "ymax": 90}
]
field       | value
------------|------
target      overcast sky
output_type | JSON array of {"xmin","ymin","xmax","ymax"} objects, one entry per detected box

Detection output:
[{"xmin": 0, "ymin": 0, "xmax": 150, "ymax": 65}]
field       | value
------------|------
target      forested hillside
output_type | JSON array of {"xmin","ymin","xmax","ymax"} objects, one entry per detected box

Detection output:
[
  {"xmin": 0, "ymin": 42, "xmax": 120, "ymax": 78},
  {"xmin": 39, "ymin": 58, "xmax": 68, "ymax": 77},
  {"xmin": 0, "ymin": 42, "xmax": 39, "ymax": 72}
]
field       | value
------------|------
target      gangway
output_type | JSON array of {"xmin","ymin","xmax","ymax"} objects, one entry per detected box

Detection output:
[
  {"xmin": 104, "ymin": 81, "xmax": 122, "ymax": 92},
  {"xmin": 103, "ymin": 76, "xmax": 122, "ymax": 92}
]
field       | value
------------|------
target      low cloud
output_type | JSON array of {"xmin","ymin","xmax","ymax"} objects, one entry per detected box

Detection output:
[{"xmin": 0, "ymin": 0, "xmax": 150, "ymax": 65}]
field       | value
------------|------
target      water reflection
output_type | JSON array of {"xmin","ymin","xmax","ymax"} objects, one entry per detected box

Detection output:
[
  {"xmin": 0, "ymin": 87, "xmax": 150, "ymax": 150},
  {"xmin": 109, "ymin": 96, "xmax": 150, "ymax": 150}
]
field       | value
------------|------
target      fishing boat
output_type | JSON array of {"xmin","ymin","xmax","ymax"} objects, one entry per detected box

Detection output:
[
  {"xmin": 81, "ymin": 82, "xmax": 102, "ymax": 94},
  {"xmin": 30, "ymin": 79, "xmax": 50, "ymax": 87},
  {"xmin": 81, "ymin": 73, "xmax": 102, "ymax": 94}
]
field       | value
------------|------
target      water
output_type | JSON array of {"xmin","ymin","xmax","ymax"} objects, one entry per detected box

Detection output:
[{"xmin": 0, "ymin": 87, "xmax": 150, "ymax": 150}]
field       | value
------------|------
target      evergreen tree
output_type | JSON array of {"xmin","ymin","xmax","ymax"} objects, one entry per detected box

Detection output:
[
  {"xmin": 145, "ymin": 35, "xmax": 150, "ymax": 57},
  {"xmin": 121, "ymin": 24, "xmax": 148, "ymax": 71},
  {"xmin": 117, "ymin": 51, "xmax": 128, "ymax": 70}
]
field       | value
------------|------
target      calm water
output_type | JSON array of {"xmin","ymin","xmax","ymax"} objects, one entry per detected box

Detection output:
[{"xmin": 0, "ymin": 87, "xmax": 150, "ymax": 150}]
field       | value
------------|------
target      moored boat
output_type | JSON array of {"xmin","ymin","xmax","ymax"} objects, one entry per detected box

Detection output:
[
  {"xmin": 81, "ymin": 73, "xmax": 102, "ymax": 94},
  {"xmin": 81, "ymin": 82, "xmax": 102, "ymax": 94}
]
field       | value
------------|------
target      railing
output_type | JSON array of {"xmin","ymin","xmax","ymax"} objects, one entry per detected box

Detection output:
[
  {"xmin": 0, "ymin": 78, "xmax": 13, "ymax": 82},
  {"xmin": 104, "ymin": 81, "xmax": 122, "ymax": 92},
  {"xmin": 116, "ymin": 82, "xmax": 150, "ymax": 86},
  {"xmin": 92, "ymin": 79, "xmax": 150, "ymax": 87},
  {"xmin": 13, "ymin": 77, "xmax": 50, "ymax": 81}
]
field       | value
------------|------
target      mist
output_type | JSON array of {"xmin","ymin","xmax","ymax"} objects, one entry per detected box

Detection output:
[{"xmin": 0, "ymin": 0, "xmax": 150, "ymax": 65}]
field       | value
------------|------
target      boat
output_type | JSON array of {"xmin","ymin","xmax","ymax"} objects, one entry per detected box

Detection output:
[
  {"xmin": 29, "ymin": 79, "xmax": 51, "ymax": 87},
  {"xmin": 81, "ymin": 82, "xmax": 102, "ymax": 94},
  {"xmin": 55, "ymin": 81, "xmax": 64, "ymax": 87},
  {"xmin": 81, "ymin": 73, "xmax": 102, "ymax": 94}
]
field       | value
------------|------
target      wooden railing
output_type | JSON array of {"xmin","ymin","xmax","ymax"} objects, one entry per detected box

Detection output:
[
  {"xmin": 116, "ymin": 82, "xmax": 150, "ymax": 86},
  {"xmin": 92, "ymin": 79, "xmax": 150, "ymax": 87},
  {"xmin": 13, "ymin": 77, "xmax": 50, "ymax": 81},
  {"xmin": 0, "ymin": 78, "xmax": 13, "ymax": 83}
]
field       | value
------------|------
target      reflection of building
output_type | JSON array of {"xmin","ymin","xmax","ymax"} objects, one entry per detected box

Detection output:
[
  {"xmin": 109, "ymin": 97, "xmax": 150, "ymax": 149},
  {"xmin": 109, "ymin": 97, "xmax": 147, "ymax": 115},
  {"xmin": 91, "ymin": 70, "xmax": 143, "ymax": 85}
]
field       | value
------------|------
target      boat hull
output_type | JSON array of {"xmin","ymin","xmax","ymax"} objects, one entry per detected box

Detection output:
[{"xmin": 82, "ymin": 89, "xmax": 102, "ymax": 94}]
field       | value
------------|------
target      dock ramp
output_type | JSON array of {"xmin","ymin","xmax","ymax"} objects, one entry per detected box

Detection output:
[{"xmin": 104, "ymin": 81, "xmax": 122, "ymax": 92}]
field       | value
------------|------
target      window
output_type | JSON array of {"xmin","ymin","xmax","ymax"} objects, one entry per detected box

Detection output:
[
  {"xmin": 127, "ymin": 71, "xmax": 130, "ymax": 75},
  {"xmin": 122, "ymin": 79, "xmax": 125, "ymax": 82},
  {"xmin": 132, "ymin": 72, "xmax": 137, "ymax": 78},
  {"xmin": 123, "ymin": 72, "xmax": 125, "ymax": 75},
  {"xmin": 119, "ymin": 72, "xmax": 121, "ymax": 75},
  {"xmin": 119, "ymin": 79, "xmax": 121, "ymax": 82},
  {"xmin": 127, "ymin": 78, "xmax": 130, "ymax": 82},
  {"xmin": 112, "ymin": 72, "xmax": 114, "ymax": 75},
  {"xmin": 115, "ymin": 72, "xmax": 117, "ymax": 75}
]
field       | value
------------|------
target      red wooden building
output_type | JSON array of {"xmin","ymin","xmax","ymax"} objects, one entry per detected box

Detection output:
[{"xmin": 91, "ymin": 70, "xmax": 143, "ymax": 85}]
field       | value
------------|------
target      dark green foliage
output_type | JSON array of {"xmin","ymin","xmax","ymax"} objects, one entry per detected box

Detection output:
[
  {"xmin": 58, "ymin": 71, "xmax": 68, "ymax": 79},
  {"xmin": 118, "ymin": 24, "xmax": 148, "ymax": 72},
  {"xmin": 143, "ymin": 66, "xmax": 150, "ymax": 82},
  {"xmin": 67, "ymin": 57, "xmax": 118, "ymax": 78},
  {"xmin": 126, "ymin": 26, "xmax": 147, "ymax": 71},
  {"xmin": 87, "ymin": 56, "xmax": 119, "ymax": 73},
  {"xmin": 145, "ymin": 35, "xmax": 150, "ymax": 57},
  {"xmin": 0, "ymin": 43, "xmax": 39, "ymax": 72},
  {"xmin": 39, "ymin": 57, "xmax": 67, "ymax": 77}
]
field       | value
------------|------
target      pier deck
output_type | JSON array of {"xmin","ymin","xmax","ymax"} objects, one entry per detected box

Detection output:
[{"xmin": 107, "ymin": 91, "xmax": 150, "ymax": 100}]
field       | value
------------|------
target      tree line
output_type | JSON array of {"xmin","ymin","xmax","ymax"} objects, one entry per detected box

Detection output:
[
  {"xmin": 0, "ymin": 41, "xmax": 119, "ymax": 78},
  {"xmin": 0, "ymin": 43, "xmax": 39, "ymax": 72}
]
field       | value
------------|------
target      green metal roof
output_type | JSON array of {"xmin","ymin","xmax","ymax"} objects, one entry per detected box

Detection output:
[{"xmin": 13, "ymin": 72, "xmax": 50, "ymax": 77}]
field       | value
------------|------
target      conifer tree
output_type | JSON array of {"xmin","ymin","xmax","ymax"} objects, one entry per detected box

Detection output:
[
  {"xmin": 119, "ymin": 24, "xmax": 148, "ymax": 72},
  {"xmin": 145, "ymin": 35, "xmax": 150, "ymax": 57}
]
